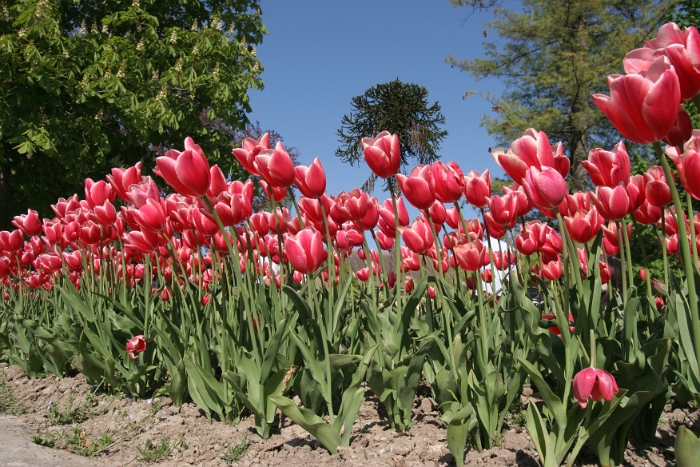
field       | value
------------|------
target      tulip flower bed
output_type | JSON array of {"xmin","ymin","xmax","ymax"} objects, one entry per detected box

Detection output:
[{"xmin": 4, "ymin": 21, "xmax": 700, "ymax": 467}]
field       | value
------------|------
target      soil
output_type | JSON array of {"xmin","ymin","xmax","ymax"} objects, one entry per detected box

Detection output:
[{"xmin": 0, "ymin": 362, "xmax": 694, "ymax": 467}]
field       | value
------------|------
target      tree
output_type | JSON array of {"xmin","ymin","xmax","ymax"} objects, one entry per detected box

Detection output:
[
  {"xmin": 335, "ymin": 79, "xmax": 448, "ymax": 193},
  {"xmin": 448, "ymin": 0, "xmax": 674, "ymax": 191},
  {"xmin": 0, "ymin": 0, "xmax": 266, "ymax": 229}
]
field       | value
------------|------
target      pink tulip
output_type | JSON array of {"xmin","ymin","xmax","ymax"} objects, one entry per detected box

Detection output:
[
  {"xmin": 294, "ymin": 158, "xmax": 327, "ymax": 198},
  {"xmin": 453, "ymin": 241, "xmax": 484, "ymax": 271},
  {"xmin": 231, "ymin": 133, "xmax": 270, "ymax": 176},
  {"xmin": 284, "ymin": 228, "xmax": 327, "ymax": 275},
  {"xmin": 670, "ymin": 149, "xmax": 700, "ymax": 200},
  {"xmin": 573, "ymin": 367, "xmax": 619, "ymax": 409},
  {"xmin": 361, "ymin": 131, "xmax": 401, "ymax": 179},
  {"xmin": 492, "ymin": 129, "xmax": 570, "ymax": 184},
  {"xmin": 625, "ymin": 23, "xmax": 700, "ymax": 102},
  {"xmin": 155, "ymin": 137, "xmax": 211, "ymax": 197},
  {"xmin": 107, "ymin": 162, "xmax": 143, "ymax": 203},
  {"xmin": 401, "ymin": 218, "xmax": 433, "ymax": 255},
  {"xmin": 126, "ymin": 335, "xmax": 147, "ymax": 360},
  {"xmin": 255, "ymin": 142, "xmax": 295, "ymax": 188},
  {"xmin": 590, "ymin": 186, "xmax": 630, "ymax": 221},
  {"xmin": 522, "ymin": 167, "xmax": 568, "ymax": 211},
  {"xmin": 12, "ymin": 210, "xmax": 42, "ymax": 237},
  {"xmin": 85, "ymin": 179, "xmax": 115, "ymax": 209},
  {"xmin": 431, "ymin": 161, "xmax": 465, "ymax": 203},
  {"xmin": 464, "ymin": 169, "xmax": 491, "ymax": 208},
  {"xmin": 133, "ymin": 199, "xmax": 168, "ymax": 233},
  {"xmin": 592, "ymin": 56, "xmax": 681, "ymax": 144},
  {"xmin": 396, "ymin": 165, "xmax": 435, "ymax": 210},
  {"xmin": 565, "ymin": 209, "xmax": 604, "ymax": 244},
  {"xmin": 644, "ymin": 165, "xmax": 673, "ymax": 207},
  {"xmin": 640, "ymin": 268, "xmax": 648, "ymax": 281},
  {"xmin": 330, "ymin": 189, "xmax": 369, "ymax": 223},
  {"xmin": 581, "ymin": 142, "xmax": 631, "ymax": 188},
  {"xmin": 375, "ymin": 230, "xmax": 394, "ymax": 250},
  {"xmin": 655, "ymin": 297, "xmax": 665, "ymax": 309},
  {"xmin": 542, "ymin": 257, "xmax": 563, "ymax": 281},
  {"xmin": 487, "ymin": 193, "xmax": 518, "ymax": 227},
  {"xmin": 662, "ymin": 107, "xmax": 693, "ymax": 146}
]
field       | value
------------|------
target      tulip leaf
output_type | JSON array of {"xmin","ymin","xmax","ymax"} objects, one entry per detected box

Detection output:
[
  {"xmin": 526, "ymin": 402, "xmax": 558, "ymax": 467},
  {"xmin": 269, "ymin": 395, "xmax": 342, "ymax": 454},
  {"xmin": 289, "ymin": 331, "xmax": 330, "ymax": 403},
  {"xmin": 517, "ymin": 357, "xmax": 565, "ymax": 427},
  {"xmin": 260, "ymin": 315, "xmax": 290, "ymax": 382}
]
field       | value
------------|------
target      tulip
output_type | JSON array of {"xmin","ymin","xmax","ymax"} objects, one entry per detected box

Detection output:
[
  {"xmin": 155, "ymin": 137, "xmax": 211, "ymax": 197},
  {"xmin": 294, "ymin": 158, "xmax": 326, "ymax": 198},
  {"xmin": 592, "ymin": 56, "xmax": 681, "ymax": 144},
  {"xmin": 133, "ymin": 199, "xmax": 168, "ymax": 233},
  {"xmin": 590, "ymin": 185, "xmax": 630, "ymax": 221},
  {"xmin": 492, "ymin": 129, "xmax": 570, "ymax": 184},
  {"xmin": 464, "ymin": 169, "xmax": 491, "ymax": 208},
  {"xmin": 401, "ymin": 218, "xmax": 433, "ymax": 255},
  {"xmin": 284, "ymin": 228, "xmax": 327, "ymax": 275},
  {"xmin": 541, "ymin": 313, "xmax": 575, "ymax": 336},
  {"xmin": 432, "ymin": 161, "xmax": 465, "ymax": 203},
  {"xmin": 515, "ymin": 229, "xmax": 540, "ymax": 256},
  {"xmin": 487, "ymin": 193, "xmax": 518, "ymax": 227},
  {"xmin": 107, "ymin": 162, "xmax": 143, "ymax": 203},
  {"xmin": 504, "ymin": 183, "xmax": 533, "ymax": 218},
  {"xmin": 330, "ymin": 189, "xmax": 369, "ymax": 223},
  {"xmin": 126, "ymin": 335, "xmax": 146, "ymax": 360},
  {"xmin": 640, "ymin": 268, "xmax": 647, "ymax": 281},
  {"xmin": 359, "ymin": 198, "xmax": 380, "ymax": 230},
  {"xmin": 573, "ymin": 367, "xmax": 619, "ymax": 409},
  {"xmin": 655, "ymin": 297, "xmax": 665, "ymax": 309},
  {"xmin": 599, "ymin": 261, "xmax": 611, "ymax": 284},
  {"xmin": 670, "ymin": 149, "xmax": 700, "ymax": 200},
  {"xmin": 375, "ymin": 230, "xmax": 394, "ymax": 250},
  {"xmin": 644, "ymin": 165, "xmax": 673, "ymax": 207},
  {"xmin": 522, "ymin": 167, "xmax": 568, "ymax": 211},
  {"xmin": 361, "ymin": 131, "xmax": 401, "ymax": 178},
  {"xmin": 424, "ymin": 200, "xmax": 447, "ymax": 227},
  {"xmin": 12, "ymin": 210, "xmax": 42, "ymax": 237},
  {"xmin": 633, "ymin": 200, "xmax": 662, "ymax": 225},
  {"xmin": 255, "ymin": 142, "xmax": 296, "ymax": 188},
  {"xmin": 625, "ymin": 23, "xmax": 700, "ymax": 103},
  {"xmin": 453, "ymin": 241, "xmax": 484, "ymax": 271},
  {"xmin": 396, "ymin": 165, "xmax": 435, "ymax": 210},
  {"xmin": 542, "ymin": 257, "xmax": 563, "ymax": 281},
  {"xmin": 565, "ymin": 209, "xmax": 604, "ymax": 244},
  {"xmin": 662, "ymin": 107, "xmax": 693, "ymax": 146},
  {"xmin": 581, "ymin": 142, "xmax": 631, "ymax": 188}
]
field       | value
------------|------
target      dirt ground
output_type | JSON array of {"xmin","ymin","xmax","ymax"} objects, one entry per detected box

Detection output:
[{"xmin": 0, "ymin": 362, "xmax": 693, "ymax": 467}]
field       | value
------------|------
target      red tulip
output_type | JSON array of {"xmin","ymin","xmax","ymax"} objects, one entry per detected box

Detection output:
[
  {"xmin": 663, "ymin": 107, "xmax": 693, "ymax": 146},
  {"xmin": 126, "ymin": 335, "xmax": 146, "ymax": 360},
  {"xmin": 625, "ymin": 23, "xmax": 700, "ymax": 102},
  {"xmin": 359, "ymin": 198, "xmax": 380, "ymax": 231},
  {"xmin": 255, "ymin": 142, "xmax": 295, "ymax": 188},
  {"xmin": 401, "ymin": 218, "xmax": 433, "ymax": 255},
  {"xmin": 581, "ymin": 142, "xmax": 631, "ymax": 188},
  {"xmin": 133, "ymin": 199, "xmax": 168, "ymax": 233},
  {"xmin": 655, "ymin": 297, "xmax": 665, "ymax": 309},
  {"xmin": 565, "ymin": 209, "xmax": 604, "ymax": 244},
  {"xmin": 515, "ymin": 229, "xmax": 539, "ymax": 256},
  {"xmin": 504, "ymin": 184, "xmax": 533, "ymax": 218},
  {"xmin": 84, "ymin": 178, "xmax": 115, "ymax": 209},
  {"xmin": 155, "ymin": 137, "xmax": 211, "ymax": 197},
  {"xmin": 492, "ymin": 129, "xmax": 569, "ymax": 184},
  {"xmin": 284, "ymin": 228, "xmax": 327, "ymax": 274},
  {"xmin": 487, "ymin": 193, "xmax": 518, "ymax": 227},
  {"xmin": 294, "ymin": 158, "xmax": 326, "ymax": 198},
  {"xmin": 331, "ymin": 189, "xmax": 369, "ymax": 223},
  {"xmin": 397, "ymin": 165, "xmax": 435, "ymax": 210},
  {"xmin": 640, "ymin": 268, "xmax": 647, "ymax": 281},
  {"xmin": 633, "ymin": 200, "xmax": 662, "ymax": 225},
  {"xmin": 590, "ymin": 186, "xmax": 630, "ymax": 221},
  {"xmin": 592, "ymin": 56, "xmax": 681, "ymax": 144},
  {"xmin": 464, "ymin": 169, "xmax": 491, "ymax": 208},
  {"xmin": 644, "ymin": 165, "xmax": 673, "ymax": 207},
  {"xmin": 522, "ymin": 167, "xmax": 568, "ymax": 211},
  {"xmin": 232, "ymin": 133, "xmax": 269, "ymax": 176},
  {"xmin": 453, "ymin": 241, "xmax": 484, "ymax": 271},
  {"xmin": 361, "ymin": 131, "xmax": 401, "ymax": 179},
  {"xmin": 432, "ymin": 161, "xmax": 465, "ymax": 203},
  {"xmin": 12, "ymin": 210, "xmax": 42, "ymax": 237},
  {"xmin": 670, "ymin": 148, "xmax": 700, "ymax": 200},
  {"xmin": 375, "ymin": 230, "xmax": 394, "ymax": 250},
  {"xmin": 542, "ymin": 257, "xmax": 563, "ymax": 281},
  {"xmin": 107, "ymin": 162, "xmax": 143, "ymax": 203},
  {"xmin": 423, "ymin": 200, "xmax": 447, "ymax": 227},
  {"xmin": 573, "ymin": 367, "xmax": 619, "ymax": 409}
]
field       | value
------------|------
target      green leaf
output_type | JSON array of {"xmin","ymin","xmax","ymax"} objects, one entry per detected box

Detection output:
[{"xmin": 269, "ymin": 395, "xmax": 342, "ymax": 454}]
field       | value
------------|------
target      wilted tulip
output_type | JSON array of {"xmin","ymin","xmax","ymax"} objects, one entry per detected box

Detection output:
[{"xmin": 126, "ymin": 335, "xmax": 146, "ymax": 360}]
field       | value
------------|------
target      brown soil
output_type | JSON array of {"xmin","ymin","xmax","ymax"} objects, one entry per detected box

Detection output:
[{"xmin": 0, "ymin": 362, "xmax": 693, "ymax": 467}]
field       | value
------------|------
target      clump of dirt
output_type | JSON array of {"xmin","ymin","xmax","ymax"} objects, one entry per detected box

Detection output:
[{"xmin": 0, "ymin": 362, "xmax": 693, "ymax": 466}]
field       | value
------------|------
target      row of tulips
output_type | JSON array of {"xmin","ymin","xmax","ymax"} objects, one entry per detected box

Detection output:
[{"xmin": 2, "ymin": 20, "xmax": 700, "ymax": 467}]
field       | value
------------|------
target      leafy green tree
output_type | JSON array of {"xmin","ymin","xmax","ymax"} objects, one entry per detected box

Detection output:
[
  {"xmin": 0, "ymin": 0, "xmax": 266, "ymax": 229},
  {"xmin": 448, "ymin": 0, "xmax": 673, "ymax": 191},
  {"xmin": 335, "ymin": 79, "xmax": 448, "ymax": 193}
]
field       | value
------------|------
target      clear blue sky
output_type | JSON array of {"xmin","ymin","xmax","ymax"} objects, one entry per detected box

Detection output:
[{"xmin": 247, "ymin": 0, "xmax": 508, "ymax": 202}]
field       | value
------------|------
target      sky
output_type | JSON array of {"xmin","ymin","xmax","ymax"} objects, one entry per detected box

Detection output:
[{"xmin": 246, "ymin": 0, "xmax": 509, "ymax": 203}]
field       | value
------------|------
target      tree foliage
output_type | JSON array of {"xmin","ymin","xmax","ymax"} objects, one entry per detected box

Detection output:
[
  {"xmin": 335, "ymin": 79, "xmax": 448, "ymax": 193},
  {"xmin": 448, "ymin": 0, "xmax": 674, "ymax": 190},
  {"xmin": 0, "ymin": 0, "xmax": 266, "ymax": 228}
]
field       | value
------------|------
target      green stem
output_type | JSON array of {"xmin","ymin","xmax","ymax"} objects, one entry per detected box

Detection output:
[{"xmin": 654, "ymin": 141, "xmax": 700, "ymax": 371}]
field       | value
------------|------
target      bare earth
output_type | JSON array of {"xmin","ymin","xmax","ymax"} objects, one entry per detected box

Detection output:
[{"xmin": 0, "ymin": 363, "xmax": 692, "ymax": 467}]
